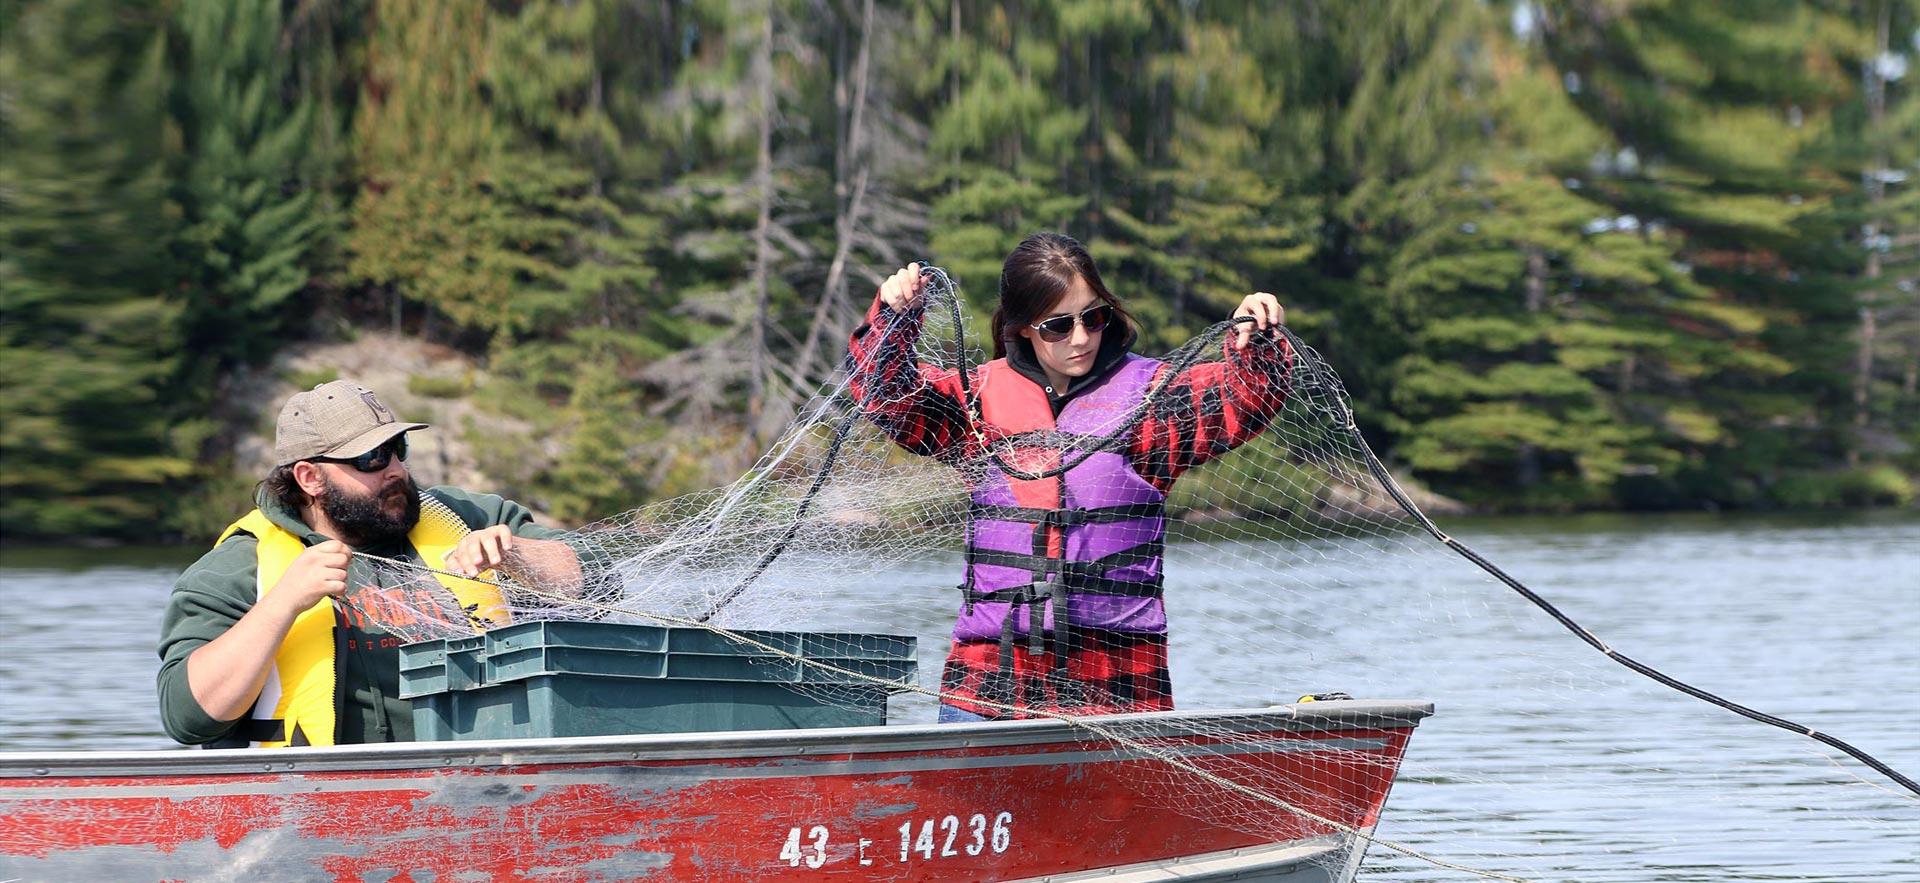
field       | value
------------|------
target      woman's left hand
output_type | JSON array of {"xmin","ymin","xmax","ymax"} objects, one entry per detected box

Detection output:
[{"xmin": 1232, "ymin": 292, "xmax": 1285, "ymax": 350}]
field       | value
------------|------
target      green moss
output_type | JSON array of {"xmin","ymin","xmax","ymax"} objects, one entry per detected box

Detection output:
[
  {"xmin": 408, "ymin": 373, "xmax": 474, "ymax": 399},
  {"xmin": 1769, "ymin": 466, "xmax": 1917, "ymax": 509},
  {"xmin": 283, "ymin": 367, "xmax": 339, "ymax": 391}
]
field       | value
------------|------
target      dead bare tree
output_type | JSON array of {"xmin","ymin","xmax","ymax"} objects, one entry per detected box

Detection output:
[
  {"xmin": 748, "ymin": 9, "xmax": 777, "ymax": 445},
  {"xmin": 1851, "ymin": 0, "xmax": 1891, "ymax": 468},
  {"xmin": 792, "ymin": 0, "xmax": 877, "ymax": 390}
]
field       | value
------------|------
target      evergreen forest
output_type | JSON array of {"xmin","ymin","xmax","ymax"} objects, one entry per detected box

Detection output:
[{"xmin": 3, "ymin": 0, "xmax": 1918, "ymax": 542}]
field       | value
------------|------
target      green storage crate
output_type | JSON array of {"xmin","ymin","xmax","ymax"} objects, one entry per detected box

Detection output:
[{"xmin": 399, "ymin": 621, "xmax": 916, "ymax": 741}]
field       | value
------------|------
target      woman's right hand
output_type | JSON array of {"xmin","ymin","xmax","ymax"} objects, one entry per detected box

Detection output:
[{"xmin": 878, "ymin": 262, "xmax": 926, "ymax": 313}]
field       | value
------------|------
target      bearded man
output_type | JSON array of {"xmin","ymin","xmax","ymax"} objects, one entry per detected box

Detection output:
[{"xmin": 157, "ymin": 380, "xmax": 582, "ymax": 747}]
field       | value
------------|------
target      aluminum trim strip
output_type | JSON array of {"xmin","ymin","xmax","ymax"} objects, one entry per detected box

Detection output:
[
  {"xmin": 0, "ymin": 700, "xmax": 1431, "ymax": 779},
  {"xmin": 0, "ymin": 737, "xmax": 1392, "ymax": 802}
]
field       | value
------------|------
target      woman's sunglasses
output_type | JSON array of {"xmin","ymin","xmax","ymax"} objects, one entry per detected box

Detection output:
[
  {"xmin": 1029, "ymin": 303, "xmax": 1114, "ymax": 343},
  {"xmin": 319, "ymin": 436, "xmax": 408, "ymax": 473}
]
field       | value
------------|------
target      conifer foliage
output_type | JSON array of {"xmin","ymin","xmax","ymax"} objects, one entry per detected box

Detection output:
[
  {"xmin": 1, "ymin": 0, "xmax": 192, "ymax": 538},
  {"xmin": 2, "ymin": 0, "xmax": 1916, "ymax": 540},
  {"xmin": 167, "ymin": 0, "xmax": 327, "ymax": 376}
]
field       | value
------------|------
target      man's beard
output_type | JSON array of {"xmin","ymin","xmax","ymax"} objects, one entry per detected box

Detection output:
[{"xmin": 318, "ymin": 473, "xmax": 421, "ymax": 547}]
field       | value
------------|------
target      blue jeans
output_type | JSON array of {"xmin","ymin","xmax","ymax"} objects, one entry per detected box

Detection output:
[{"xmin": 937, "ymin": 703, "xmax": 992, "ymax": 724}]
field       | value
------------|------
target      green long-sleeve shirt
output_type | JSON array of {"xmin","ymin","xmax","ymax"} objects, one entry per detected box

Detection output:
[{"xmin": 156, "ymin": 485, "xmax": 571, "ymax": 747}]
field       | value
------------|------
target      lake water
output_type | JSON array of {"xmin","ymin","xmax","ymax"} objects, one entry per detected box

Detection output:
[{"xmin": 1, "ymin": 512, "xmax": 1915, "ymax": 880}]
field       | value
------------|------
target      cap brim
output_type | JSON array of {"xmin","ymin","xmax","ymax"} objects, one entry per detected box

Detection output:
[{"xmin": 319, "ymin": 422, "xmax": 429, "ymax": 460}]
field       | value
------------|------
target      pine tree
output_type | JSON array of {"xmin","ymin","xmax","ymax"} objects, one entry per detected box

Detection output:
[
  {"xmin": 346, "ymin": 1, "xmax": 520, "ymax": 334},
  {"xmin": 486, "ymin": 0, "xmax": 659, "ymax": 336},
  {"xmin": 915, "ymin": 0, "xmax": 1085, "ymax": 296},
  {"xmin": 1106, "ymin": 4, "xmax": 1315, "ymax": 349},
  {"xmin": 485, "ymin": 0, "xmax": 674, "ymax": 514},
  {"xmin": 1217, "ymin": 3, "xmax": 1487, "ymax": 408},
  {"xmin": 1537, "ymin": 0, "xmax": 1870, "ymax": 505},
  {"xmin": 542, "ymin": 351, "xmax": 647, "ymax": 524},
  {"xmin": 167, "ymin": 0, "xmax": 328, "ymax": 376},
  {"xmin": 1317, "ymin": 2, "xmax": 1891, "ymax": 509},
  {"xmin": 1385, "ymin": 4, "xmax": 1710, "ymax": 507},
  {"xmin": 1838, "ymin": 0, "xmax": 1920, "ymax": 482},
  {"xmin": 0, "ymin": 0, "xmax": 194, "ymax": 538},
  {"xmin": 284, "ymin": 0, "xmax": 371, "ymax": 305}
]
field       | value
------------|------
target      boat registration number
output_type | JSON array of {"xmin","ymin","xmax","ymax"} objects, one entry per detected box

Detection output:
[{"xmin": 777, "ymin": 812, "xmax": 1014, "ymax": 869}]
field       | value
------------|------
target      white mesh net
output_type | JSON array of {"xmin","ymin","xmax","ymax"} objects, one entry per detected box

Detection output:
[{"xmin": 351, "ymin": 268, "xmax": 1918, "ymax": 880}]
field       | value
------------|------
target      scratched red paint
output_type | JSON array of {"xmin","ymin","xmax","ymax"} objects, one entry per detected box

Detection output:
[{"xmin": 1, "ymin": 726, "xmax": 1411, "ymax": 880}]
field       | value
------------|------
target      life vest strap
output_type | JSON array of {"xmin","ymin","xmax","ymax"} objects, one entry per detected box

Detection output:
[
  {"xmin": 963, "ymin": 576, "xmax": 1168, "ymax": 679},
  {"xmin": 961, "ymin": 502, "xmax": 1165, "ymax": 617},
  {"xmin": 958, "ymin": 571, "xmax": 1163, "ymax": 607},
  {"xmin": 233, "ymin": 717, "xmax": 285, "ymax": 745},
  {"xmin": 968, "ymin": 501, "xmax": 1164, "ymax": 527},
  {"xmin": 964, "ymin": 543, "xmax": 1167, "ymax": 582},
  {"xmin": 969, "ymin": 581, "xmax": 1074, "ymax": 675}
]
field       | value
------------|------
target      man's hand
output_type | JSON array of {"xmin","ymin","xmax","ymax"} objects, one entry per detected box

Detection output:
[
  {"xmin": 1232, "ymin": 292, "xmax": 1285, "ymax": 350},
  {"xmin": 185, "ymin": 539, "xmax": 349, "ymax": 723},
  {"xmin": 446, "ymin": 528, "xmax": 586, "ymax": 603},
  {"xmin": 878, "ymin": 262, "xmax": 927, "ymax": 313},
  {"xmin": 269, "ymin": 540, "xmax": 350, "ymax": 615},
  {"xmin": 446, "ymin": 525, "xmax": 515, "ymax": 578}
]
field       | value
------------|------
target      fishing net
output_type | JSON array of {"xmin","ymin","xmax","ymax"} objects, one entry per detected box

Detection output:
[{"xmin": 354, "ymin": 268, "xmax": 1918, "ymax": 881}]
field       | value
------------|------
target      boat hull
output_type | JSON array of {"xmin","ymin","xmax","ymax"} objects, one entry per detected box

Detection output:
[{"xmin": 0, "ymin": 700, "xmax": 1429, "ymax": 882}]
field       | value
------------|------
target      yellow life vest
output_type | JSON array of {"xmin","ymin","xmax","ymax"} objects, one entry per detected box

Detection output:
[{"xmin": 215, "ymin": 496, "xmax": 508, "ymax": 747}]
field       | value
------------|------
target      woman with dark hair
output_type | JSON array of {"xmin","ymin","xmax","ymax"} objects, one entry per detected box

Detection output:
[{"xmin": 847, "ymin": 232, "xmax": 1291, "ymax": 723}]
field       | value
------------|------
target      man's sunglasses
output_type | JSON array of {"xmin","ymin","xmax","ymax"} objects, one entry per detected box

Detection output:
[
  {"xmin": 318, "ymin": 436, "xmax": 408, "ymax": 473},
  {"xmin": 1029, "ymin": 303, "xmax": 1115, "ymax": 343}
]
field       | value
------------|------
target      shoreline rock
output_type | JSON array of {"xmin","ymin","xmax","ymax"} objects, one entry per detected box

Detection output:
[{"xmin": 210, "ymin": 332, "xmax": 553, "ymax": 520}]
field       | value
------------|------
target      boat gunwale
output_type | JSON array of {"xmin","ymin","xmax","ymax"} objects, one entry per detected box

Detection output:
[{"xmin": 0, "ymin": 699, "xmax": 1432, "ymax": 778}]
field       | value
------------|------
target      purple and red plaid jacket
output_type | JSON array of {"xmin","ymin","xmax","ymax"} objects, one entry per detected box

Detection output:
[{"xmin": 847, "ymin": 295, "xmax": 1294, "ymax": 719}]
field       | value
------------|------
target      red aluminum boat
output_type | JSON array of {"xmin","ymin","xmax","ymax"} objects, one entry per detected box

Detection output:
[{"xmin": 0, "ymin": 700, "xmax": 1430, "ymax": 882}]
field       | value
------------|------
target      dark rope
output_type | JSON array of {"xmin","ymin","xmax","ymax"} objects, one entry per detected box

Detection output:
[
  {"xmin": 694, "ymin": 402, "xmax": 862, "ymax": 623},
  {"xmin": 1267, "ymin": 322, "xmax": 1919, "ymax": 799}
]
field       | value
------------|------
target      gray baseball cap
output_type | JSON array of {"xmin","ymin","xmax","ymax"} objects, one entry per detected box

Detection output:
[{"xmin": 274, "ymin": 380, "xmax": 429, "ymax": 466}]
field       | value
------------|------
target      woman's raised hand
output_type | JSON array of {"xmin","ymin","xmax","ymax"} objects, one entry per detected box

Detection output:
[
  {"xmin": 1232, "ymin": 292, "xmax": 1285, "ymax": 350},
  {"xmin": 879, "ymin": 262, "xmax": 926, "ymax": 313}
]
